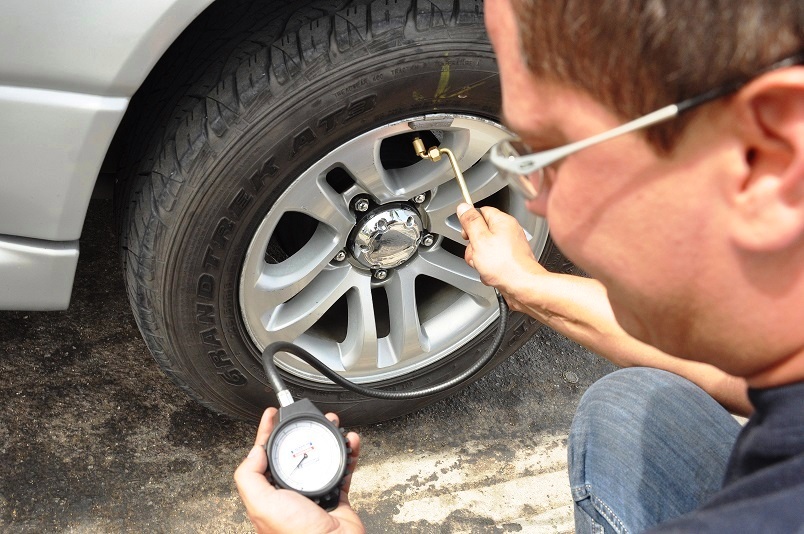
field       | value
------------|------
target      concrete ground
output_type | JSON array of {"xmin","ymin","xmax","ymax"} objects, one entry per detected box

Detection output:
[{"xmin": 0, "ymin": 200, "xmax": 615, "ymax": 533}]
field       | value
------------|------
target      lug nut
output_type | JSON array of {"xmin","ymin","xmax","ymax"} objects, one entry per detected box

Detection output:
[
  {"xmin": 412, "ymin": 194, "xmax": 426, "ymax": 204},
  {"xmin": 334, "ymin": 250, "xmax": 346, "ymax": 262},
  {"xmin": 421, "ymin": 234, "xmax": 435, "ymax": 247},
  {"xmin": 373, "ymin": 269, "xmax": 388, "ymax": 280},
  {"xmin": 354, "ymin": 198, "xmax": 370, "ymax": 212}
]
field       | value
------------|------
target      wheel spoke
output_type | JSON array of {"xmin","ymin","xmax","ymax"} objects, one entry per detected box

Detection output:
[
  {"xmin": 413, "ymin": 249, "xmax": 496, "ymax": 306},
  {"xmin": 251, "ymin": 225, "xmax": 341, "ymax": 309},
  {"xmin": 338, "ymin": 278, "xmax": 380, "ymax": 371},
  {"xmin": 387, "ymin": 158, "xmax": 460, "ymax": 201},
  {"xmin": 264, "ymin": 266, "xmax": 360, "ymax": 342},
  {"xmin": 335, "ymin": 136, "xmax": 399, "ymax": 201},
  {"xmin": 385, "ymin": 268, "xmax": 429, "ymax": 360},
  {"xmin": 280, "ymin": 178, "xmax": 355, "ymax": 236}
]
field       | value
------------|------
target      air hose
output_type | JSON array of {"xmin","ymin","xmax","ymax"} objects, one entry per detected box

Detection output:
[{"xmin": 260, "ymin": 290, "xmax": 508, "ymax": 400}]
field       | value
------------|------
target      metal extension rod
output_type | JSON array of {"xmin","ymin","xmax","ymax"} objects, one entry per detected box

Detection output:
[{"xmin": 412, "ymin": 137, "xmax": 473, "ymax": 206}]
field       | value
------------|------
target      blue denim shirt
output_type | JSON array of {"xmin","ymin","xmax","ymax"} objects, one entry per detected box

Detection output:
[{"xmin": 651, "ymin": 381, "xmax": 804, "ymax": 532}]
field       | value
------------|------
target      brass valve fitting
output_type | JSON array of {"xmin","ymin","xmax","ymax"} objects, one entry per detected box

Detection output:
[{"xmin": 412, "ymin": 137, "xmax": 473, "ymax": 206}]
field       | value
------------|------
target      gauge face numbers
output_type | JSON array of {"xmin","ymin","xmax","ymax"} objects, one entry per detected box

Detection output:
[{"xmin": 270, "ymin": 418, "xmax": 344, "ymax": 493}]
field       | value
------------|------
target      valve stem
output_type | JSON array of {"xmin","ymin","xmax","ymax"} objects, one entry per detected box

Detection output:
[{"xmin": 413, "ymin": 137, "xmax": 473, "ymax": 206}]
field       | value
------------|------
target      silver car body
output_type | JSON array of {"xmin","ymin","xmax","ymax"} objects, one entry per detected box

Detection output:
[{"xmin": 0, "ymin": 0, "xmax": 214, "ymax": 309}]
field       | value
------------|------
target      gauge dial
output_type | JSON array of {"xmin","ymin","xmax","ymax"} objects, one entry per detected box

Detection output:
[{"xmin": 269, "ymin": 418, "xmax": 345, "ymax": 493}]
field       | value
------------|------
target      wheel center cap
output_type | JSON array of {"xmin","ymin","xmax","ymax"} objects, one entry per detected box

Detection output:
[{"xmin": 351, "ymin": 204, "xmax": 423, "ymax": 269}]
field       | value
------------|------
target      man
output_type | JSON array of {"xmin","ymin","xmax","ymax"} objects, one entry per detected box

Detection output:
[{"xmin": 235, "ymin": 0, "xmax": 803, "ymax": 531}]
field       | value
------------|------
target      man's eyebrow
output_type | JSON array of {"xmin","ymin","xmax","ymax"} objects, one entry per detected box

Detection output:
[{"xmin": 500, "ymin": 116, "xmax": 565, "ymax": 149}]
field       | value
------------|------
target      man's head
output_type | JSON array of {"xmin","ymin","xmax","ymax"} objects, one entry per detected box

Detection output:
[
  {"xmin": 485, "ymin": 0, "xmax": 804, "ymax": 384},
  {"xmin": 510, "ymin": 0, "xmax": 803, "ymax": 152}
]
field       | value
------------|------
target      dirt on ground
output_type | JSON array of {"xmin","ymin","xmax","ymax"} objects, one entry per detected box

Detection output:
[{"xmin": 0, "ymin": 200, "xmax": 614, "ymax": 533}]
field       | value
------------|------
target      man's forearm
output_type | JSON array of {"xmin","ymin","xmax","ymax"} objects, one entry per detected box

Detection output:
[{"xmin": 509, "ymin": 272, "xmax": 752, "ymax": 416}]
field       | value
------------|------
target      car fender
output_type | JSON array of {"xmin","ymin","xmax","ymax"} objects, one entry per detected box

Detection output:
[{"xmin": 0, "ymin": 0, "xmax": 214, "ymax": 309}]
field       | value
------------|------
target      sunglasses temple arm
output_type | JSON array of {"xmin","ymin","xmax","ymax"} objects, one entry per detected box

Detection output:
[{"xmin": 521, "ymin": 104, "xmax": 680, "ymax": 171}]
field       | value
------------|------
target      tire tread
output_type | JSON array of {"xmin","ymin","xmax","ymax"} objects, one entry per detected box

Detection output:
[{"xmin": 118, "ymin": 0, "xmax": 549, "ymax": 423}]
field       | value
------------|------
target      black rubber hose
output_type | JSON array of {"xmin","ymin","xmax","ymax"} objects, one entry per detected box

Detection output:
[
  {"xmin": 260, "ymin": 290, "xmax": 509, "ymax": 400},
  {"xmin": 260, "ymin": 347, "xmax": 289, "ymax": 398}
]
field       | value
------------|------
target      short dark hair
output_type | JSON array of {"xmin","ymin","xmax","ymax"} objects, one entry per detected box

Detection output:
[{"xmin": 511, "ymin": 0, "xmax": 804, "ymax": 151}]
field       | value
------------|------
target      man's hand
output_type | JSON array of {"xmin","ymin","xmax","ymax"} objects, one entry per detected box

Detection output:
[
  {"xmin": 234, "ymin": 408, "xmax": 364, "ymax": 534},
  {"xmin": 457, "ymin": 203, "xmax": 545, "ymax": 311}
]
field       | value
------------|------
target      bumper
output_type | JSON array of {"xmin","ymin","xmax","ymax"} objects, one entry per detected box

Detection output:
[
  {"xmin": 0, "ymin": 85, "xmax": 128, "ymax": 242},
  {"xmin": 0, "ymin": 85, "xmax": 125, "ymax": 310},
  {"xmin": 0, "ymin": 235, "xmax": 79, "ymax": 310}
]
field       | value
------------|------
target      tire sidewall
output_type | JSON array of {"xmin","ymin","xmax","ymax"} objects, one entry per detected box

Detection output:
[{"xmin": 146, "ymin": 24, "xmax": 552, "ymax": 424}]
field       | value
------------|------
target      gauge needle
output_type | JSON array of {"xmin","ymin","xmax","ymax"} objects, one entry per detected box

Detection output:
[{"xmin": 291, "ymin": 452, "xmax": 309, "ymax": 473}]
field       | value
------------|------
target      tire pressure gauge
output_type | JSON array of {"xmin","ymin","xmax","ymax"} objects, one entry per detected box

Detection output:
[
  {"xmin": 265, "ymin": 398, "xmax": 348, "ymax": 510},
  {"xmin": 260, "ymin": 348, "xmax": 349, "ymax": 511}
]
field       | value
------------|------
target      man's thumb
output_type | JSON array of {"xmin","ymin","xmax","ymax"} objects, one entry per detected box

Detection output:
[{"xmin": 239, "ymin": 445, "xmax": 268, "ymax": 474}]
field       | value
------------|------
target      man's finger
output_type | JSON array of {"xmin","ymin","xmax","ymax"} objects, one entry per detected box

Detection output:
[
  {"xmin": 234, "ymin": 445, "xmax": 274, "ymax": 501},
  {"xmin": 464, "ymin": 243, "xmax": 476, "ymax": 269},
  {"xmin": 340, "ymin": 431, "xmax": 361, "ymax": 496},
  {"xmin": 457, "ymin": 203, "xmax": 491, "ymax": 240},
  {"xmin": 477, "ymin": 206, "xmax": 514, "ymax": 234},
  {"xmin": 254, "ymin": 407, "xmax": 277, "ymax": 447},
  {"xmin": 325, "ymin": 412, "xmax": 340, "ymax": 428}
]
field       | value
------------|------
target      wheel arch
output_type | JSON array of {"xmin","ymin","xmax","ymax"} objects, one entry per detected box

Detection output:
[
  {"xmin": 0, "ymin": 0, "xmax": 218, "ymax": 309},
  {"xmin": 102, "ymin": 0, "xmax": 345, "ymax": 222},
  {"xmin": 100, "ymin": 0, "xmax": 269, "ymax": 198}
]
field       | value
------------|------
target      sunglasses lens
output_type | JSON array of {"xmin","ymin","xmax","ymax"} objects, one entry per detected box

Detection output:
[
  {"xmin": 499, "ymin": 139, "xmax": 530, "ymax": 158},
  {"xmin": 493, "ymin": 140, "xmax": 542, "ymax": 200}
]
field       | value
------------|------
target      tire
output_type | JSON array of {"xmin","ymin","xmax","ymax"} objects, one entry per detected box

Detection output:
[{"xmin": 120, "ymin": 0, "xmax": 569, "ymax": 425}]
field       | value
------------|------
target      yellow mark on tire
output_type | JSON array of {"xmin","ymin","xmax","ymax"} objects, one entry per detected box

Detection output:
[{"xmin": 435, "ymin": 64, "xmax": 451, "ymax": 99}]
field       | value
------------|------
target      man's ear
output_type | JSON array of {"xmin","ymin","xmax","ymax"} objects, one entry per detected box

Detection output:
[{"xmin": 729, "ymin": 66, "xmax": 804, "ymax": 252}]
